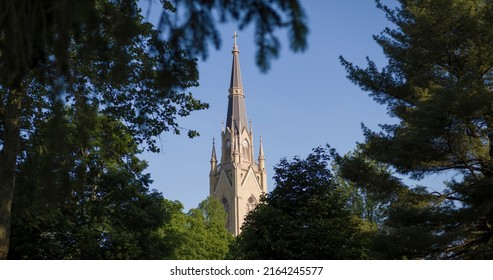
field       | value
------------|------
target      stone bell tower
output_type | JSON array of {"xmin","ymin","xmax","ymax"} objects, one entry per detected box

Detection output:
[{"xmin": 209, "ymin": 32, "xmax": 267, "ymax": 236}]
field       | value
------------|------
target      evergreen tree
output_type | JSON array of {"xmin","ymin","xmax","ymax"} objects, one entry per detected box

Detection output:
[
  {"xmin": 340, "ymin": 0, "xmax": 493, "ymax": 259},
  {"xmin": 331, "ymin": 149, "xmax": 389, "ymax": 227}
]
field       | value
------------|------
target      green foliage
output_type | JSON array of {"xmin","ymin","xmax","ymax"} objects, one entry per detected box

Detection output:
[
  {"xmin": 229, "ymin": 147, "xmax": 373, "ymax": 260},
  {"xmin": 0, "ymin": 0, "xmax": 309, "ymax": 258},
  {"xmin": 340, "ymin": 0, "xmax": 493, "ymax": 259},
  {"xmin": 0, "ymin": 0, "xmax": 308, "ymax": 86},
  {"xmin": 8, "ymin": 109, "xmax": 169, "ymax": 259},
  {"xmin": 0, "ymin": 1, "xmax": 206, "ymax": 258},
  {"xmin": 1, "ymin": 1, "xmax": 209, "ymax": 152},
  {"xmin": 153, "ymin": 0, "xmax": 309, "ymax": 72},
  {"xmin": 337, "ymin": 150, "xmax": 462, "ymax": 259},
  {"xmin": 163, "ymin": 197, "xmax": 233, "ymax": 260},
  {"xmin": 332, "ymin": 152, "xmax": 388, "ymax": 226}
]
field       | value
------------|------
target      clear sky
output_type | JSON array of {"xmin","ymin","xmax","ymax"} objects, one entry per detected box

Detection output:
[{"xmin": 141, "ymin": 0, "xmax": 428, "ymax": 210}]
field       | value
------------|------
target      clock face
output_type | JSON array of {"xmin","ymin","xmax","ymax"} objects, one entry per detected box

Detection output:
[
  {"xmin": 226, "ymin": 140, "xmax": 231, "ymax": 147},
  {"xmin": 242, "ymin": 140, "xmax": 248, "ymax": 147}
]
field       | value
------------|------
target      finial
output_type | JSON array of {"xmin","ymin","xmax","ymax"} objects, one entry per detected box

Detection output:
[
  {"xmin": 211, "ymin": 138, "xmax": 217, "ymax": 163},
  {"xmin": 259, "ymin": 136, "xmax": 265, "ymax": 160},
  {"xmin": 211, "ymin": 138, "xmax": 217, "ymax": 168}
]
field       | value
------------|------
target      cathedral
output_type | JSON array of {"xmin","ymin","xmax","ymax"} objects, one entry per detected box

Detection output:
[{"xmin": 209, "ymin": 33, "xmax": 267, "ymax": 236}]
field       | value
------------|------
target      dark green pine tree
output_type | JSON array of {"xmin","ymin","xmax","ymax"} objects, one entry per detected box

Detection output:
[{"xmin": 340, "ymin": 0, "xmax": 493, "ymax": 259}]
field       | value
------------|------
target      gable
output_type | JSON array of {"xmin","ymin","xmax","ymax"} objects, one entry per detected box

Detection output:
[
  {"xmin": 241, "ymin": 167, "xmax": 262, "ymax": 192},
  {"xmin": 214, "ymin": 169, "xmax": 232, "ymax": 194}
]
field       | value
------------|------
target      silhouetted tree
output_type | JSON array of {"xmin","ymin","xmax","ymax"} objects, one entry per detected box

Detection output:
[
  {"xmin": 0, "ymin": 0, "xmax": 308, "ymax": 258},
  {"xmin": 9, "ymin": 109, "xmax": 169, "ymax": 259}
]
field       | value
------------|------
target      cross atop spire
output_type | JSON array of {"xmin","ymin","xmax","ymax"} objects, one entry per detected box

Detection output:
[
  {"xmin": 233, "ymin": 31, "xmax": 238, "ymax": 45},
  {"xmin": 229, "ymin": 31, "xmax": 242, "ymax": 89}
]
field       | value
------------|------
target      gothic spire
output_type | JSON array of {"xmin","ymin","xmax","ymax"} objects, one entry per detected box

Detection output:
[
  {"xmin": 230, "ymin": 31, "xmax": 243, "ymax": 89},
  {"xmin": 226, "ymin": 32, "xmax": 248, "ymax": 133}
]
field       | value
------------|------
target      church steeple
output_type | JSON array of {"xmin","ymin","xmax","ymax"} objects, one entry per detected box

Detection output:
[
  {"xmin": 226, "ymin": 31, "xmax": 248, "ymax": 134},
  {"xmin": 210, "ymin": 32, "xmax": 267, "ymax": 236}
]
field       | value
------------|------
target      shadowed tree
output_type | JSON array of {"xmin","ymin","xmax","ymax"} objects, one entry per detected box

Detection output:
[
  {"xmin": 340, "ymin": 0, "xmax": 493, "ymax": 259},
  {"xmin": 0, "ymin": 0, "xmax": 308, "ymax": 258},
  {"xmin": 8, "ymin": 108, "xmax": 169, "ymax": 259},
  {"xmin": 229, "ymin": 147, "xmax": 372, "ymax": 260}
]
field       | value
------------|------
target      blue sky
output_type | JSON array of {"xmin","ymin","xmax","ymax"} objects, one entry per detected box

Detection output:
[{"xmin": 141, "ymin": 0, "xmax": 439, "ymax": 210}]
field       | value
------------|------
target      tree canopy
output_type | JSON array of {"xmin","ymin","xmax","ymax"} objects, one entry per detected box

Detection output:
[
  {"xmin": 340, "ymin": 0, "xmax": 493, "ymax": 259},
  {"xmin": 0, "ymin": 0, "xmax": 308, "ymax": 259},
  {"xmin": 8, "ymin": 108, "xmax": 233, "ymax": 259},
  {"xmin": 163, "ymin": 197, "xmax": 233, "ymax": 260},
  {"xmin": 9, "ymin": 109, "xmax": 169, "ymax": 259},
  {"xmin": 229, "ymin": 147, "xmax": 372, "ymax": 260}
]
